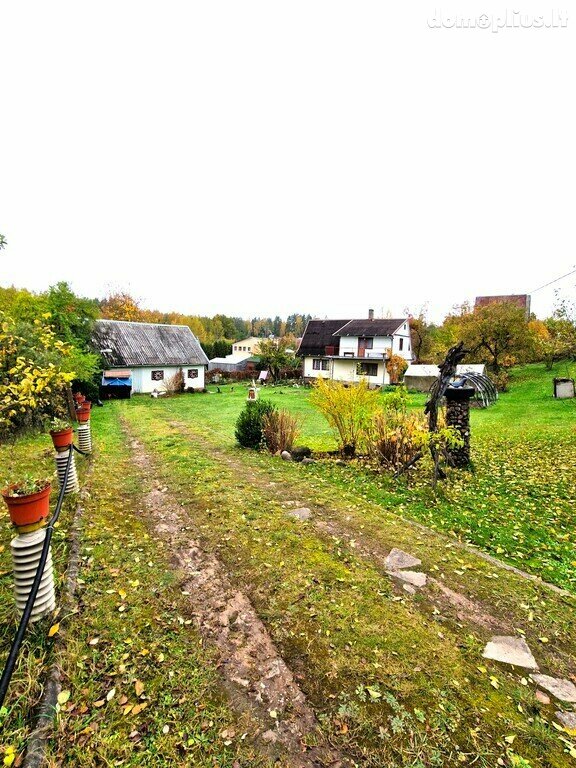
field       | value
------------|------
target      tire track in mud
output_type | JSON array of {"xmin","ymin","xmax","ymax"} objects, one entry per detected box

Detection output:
[{"xmin": 122, "ymin": 421, "xmax": 350, "ymax": 768}]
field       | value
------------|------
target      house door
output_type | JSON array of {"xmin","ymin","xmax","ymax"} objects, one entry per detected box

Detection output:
[{"xmin": 358, "ymin": 337, "xmax": 373, "ymax": 358}]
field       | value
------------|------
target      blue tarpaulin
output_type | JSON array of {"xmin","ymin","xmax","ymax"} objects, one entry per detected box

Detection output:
[
  {"xmin": 102, "ymin": 376, "xmax": 133, "ymax": 387},
  {"xmin": 102, "ymin": 370, "xmax": 132, "ymax": 387}
]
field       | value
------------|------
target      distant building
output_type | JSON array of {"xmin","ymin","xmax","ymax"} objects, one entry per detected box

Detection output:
[
  {"xmin": 208, "ymin": 355, "xmax": 260, "ymax": 374},
  {"xmin": 403, "ymin": 364, "xmax": 440, "ymax": 393},
  {"xmin": 208, "ymin": 336, "xmax": 264, "ymax": 373},
  {"xmin": 298, "ymin": 310, "xmax": 413, "ymax": 387},
  {"xmin": 231, "ymin": 336, "xmax": 263, "ymax": 355},
  {"xmin": 475, "ymin": 294, "xmax": 531, "ymax": 318},
  {"xmin": 404, "ymin": 363, "xmax": 487, "ymax": 393},
  {"xmin": 92, "ymin": 319, "xmax": 208, "ymax": 394}
]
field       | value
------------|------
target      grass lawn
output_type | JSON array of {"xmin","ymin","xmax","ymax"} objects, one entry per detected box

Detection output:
[
  {"xmin": 1, "ymin": 362, "xmax": 575, "ymax": 767},
  {"xmin": 115, "ymin": 377, "xmax": 576, "ymax": 767},
  {"xmin": 125, "ymin": 363, "xmax": 576, "ymax": 592},
  {"xmin": 0, "ymin": 422, "xmax": 273, "ymax": 767}
]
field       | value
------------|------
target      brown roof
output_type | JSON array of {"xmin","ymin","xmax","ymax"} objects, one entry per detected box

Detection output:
[
  {"xmin": 297, "ymin": 319, "xmax": 351, "ymax": 357},
  {"xmin": 298, "ymin": 317, "xmax": 408, "ymax": 357},
  {"xmin": 334, "ymin": 319, "xmax": 407, "ymax": 337}
]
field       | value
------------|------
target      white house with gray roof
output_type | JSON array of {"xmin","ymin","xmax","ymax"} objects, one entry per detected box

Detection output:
[{"xmin": 92, "ymin": 319, "xmax": 208, "ymax": 394}]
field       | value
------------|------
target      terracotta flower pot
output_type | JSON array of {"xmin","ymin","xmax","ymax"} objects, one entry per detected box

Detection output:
[
  {"xmin": 77, "ymin": 407, "xmax": 90, "ymax": 423},
  {"xmin": 50, "ymin": 427, "xmax": 74, "ymax": 451},
  {"xmin": 2, "ymin": 483, "xmax": 51, "ymax": 529}
]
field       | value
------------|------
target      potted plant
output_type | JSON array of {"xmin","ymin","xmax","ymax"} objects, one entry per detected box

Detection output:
[
  {"xmin": 73, "ymin": 392, "xmax": 86, "ymax": 405},
  {"xmin": 76, "ymin": 403, "xmax": 91, "ymax": 423},
  {"xmin": 49, "ymin": 417, "xmax": 74, "ymax": 451},
  {"xmin": 2, "ymin": 477, "xmax": 52, "ymax": 530}
]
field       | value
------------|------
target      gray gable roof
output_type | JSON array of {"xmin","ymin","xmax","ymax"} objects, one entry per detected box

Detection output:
[{"xmin": 92, "ymin": 320, "xmax": 208, "ymax": 367}]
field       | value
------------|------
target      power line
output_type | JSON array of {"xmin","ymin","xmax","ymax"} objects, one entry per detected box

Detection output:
[{"xmin": 529, "ymin": 267, "xmax": 576, "ymax": 295}]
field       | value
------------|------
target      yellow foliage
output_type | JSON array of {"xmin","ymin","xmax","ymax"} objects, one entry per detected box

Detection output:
[
  {"xmin": 309, "ymin": 378, "xmax": 379, "ymax": 456},
  {"xmin": 0, "ymin": 312, "xmax": 75, "ymax": 435}
]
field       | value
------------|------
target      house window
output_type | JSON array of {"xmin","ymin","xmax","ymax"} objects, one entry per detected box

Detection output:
[
  {"xmin": 357, "ymin": 362, "xmax": 378, "ymax": 377},
  {"xmin": 187, "ymin": 369, "xmax": 199, "ymax": 379},
  {"xmin": 312, "ymin": 359, "xmax": 329, "ymax": 371},
  {"xmin": 399, "ymin": 338, "xmax": 404, "ymax": 351},
  {"xmin": 151, "ymin": 370, "xmax": 164, "ymax": 381}
]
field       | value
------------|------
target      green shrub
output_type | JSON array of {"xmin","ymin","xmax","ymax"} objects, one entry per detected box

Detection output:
[{"xmin": 234, "ymin": 399, "xmax": 276, "ymax": 449}]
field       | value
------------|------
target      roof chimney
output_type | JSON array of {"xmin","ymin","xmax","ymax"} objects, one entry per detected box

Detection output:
[{"xmin": 368, "ymin": 308, "xmax": 374, "ymax": 320}]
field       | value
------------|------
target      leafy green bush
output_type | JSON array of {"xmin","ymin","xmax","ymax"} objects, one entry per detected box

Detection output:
[{"xmin": 234, "ymin": 399, "xmax": 277, "ymax": 449}]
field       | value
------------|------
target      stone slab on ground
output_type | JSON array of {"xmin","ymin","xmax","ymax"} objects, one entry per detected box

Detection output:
[
  {"xmin": 482, "ymin": 636, "xmax": 539, "ymax": 670},
  {"xmin": 530, "ymin": 675, "xmax": 576, "ymax": 703},
  {"xmin": 384, "ymin": 548, "xmax": 422, "ymax": 571},
  {"xmin": 555, "ymin": 710, "xmax": 576, "ymax": 731},
  {"xmin": 388, "ymin": 570, "xmax": 427, "ymax": 588},
  {"xmin": 286, "ymin": 507, "xmax": 312, "ymax": 522}
]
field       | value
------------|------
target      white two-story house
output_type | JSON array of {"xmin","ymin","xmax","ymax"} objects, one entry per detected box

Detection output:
[{"xmin": 298, "ymin": 312, "xmax": 413, "ymax": 387}]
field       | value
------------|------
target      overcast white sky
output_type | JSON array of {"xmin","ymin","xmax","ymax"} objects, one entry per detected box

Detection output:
[{"xmin": 0, "ymin": 1, "xmax": 574, "ymax": 323}]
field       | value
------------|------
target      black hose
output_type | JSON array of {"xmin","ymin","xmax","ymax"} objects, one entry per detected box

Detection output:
[{"xmin": 0, "ymin": 448, "xmax": 73, "ymax": 708}]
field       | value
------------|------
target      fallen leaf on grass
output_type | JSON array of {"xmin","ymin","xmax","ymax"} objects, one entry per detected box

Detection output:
[
  {"xmin": 106, "ymin": 688, "xmax": 116, "ymax": 702},
  {"xmin": 57, "ymin": 691, "xmax": 70, "ymax": 706},
  {"xmin": 48, "ymin": 623, "xmax": 60, "ymax": 638},
  {"xmin": 135, "ymin": 680, "xmax": 145, "ymax": 697}
]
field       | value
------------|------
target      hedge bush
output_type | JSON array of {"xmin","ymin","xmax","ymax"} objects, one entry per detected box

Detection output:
[{"xmin": 234, "ymin": 399, "xmax": 277, "ymax": 448}]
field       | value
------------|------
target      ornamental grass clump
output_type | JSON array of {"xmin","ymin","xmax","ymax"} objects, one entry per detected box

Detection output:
[
  {"xmin": 309, "ymin": 378, "xmax": 379, "ymax": 457},
  {"xmin": 234, "ymin": 399, "xmax": 277, "ymax": 449},
  {"xmin": 262, "ymin": 409, "xmax": 300, "ymax": 454}
]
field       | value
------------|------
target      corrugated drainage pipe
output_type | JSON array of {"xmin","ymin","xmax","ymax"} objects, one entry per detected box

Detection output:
[
  {"xmin": 77, "ymin": 422, "xmax": 92, "ymax": 454},
  {"xmin": 55, "ymin": 448, "xmax": 79, "ymax": 494},
  {"xmin": 11, "ymin": 529, "xmax": 56, "ymax": 622}
]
